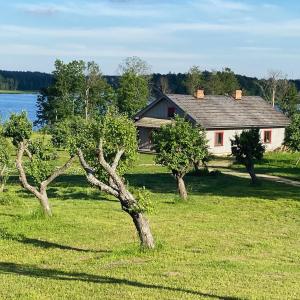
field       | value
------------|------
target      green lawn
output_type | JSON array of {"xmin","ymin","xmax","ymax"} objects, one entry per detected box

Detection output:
[
  {"xmin": 0, "ymin": 153, "xmax": 299, "ymax": 299},
  {"xmin": 0, "ymin": 90, "xmax": 37, "ymax": 94},
  {"xmin": 231, "ymin": 152, "xmax": 300, "ymax": 181}
]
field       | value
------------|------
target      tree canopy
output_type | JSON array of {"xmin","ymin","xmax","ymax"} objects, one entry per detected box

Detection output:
[
  {"xmin": 152, "ymin": 116, "xmax": 208, "ymax": 200},
  {"xmin": 231, "ymin": 128, "xmax": 265, "ymax": 184}
]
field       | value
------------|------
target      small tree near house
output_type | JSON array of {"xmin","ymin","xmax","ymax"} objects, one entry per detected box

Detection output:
[
  {"xmin": 231, "ymin": 128, "xmax": 265, "ymax": 184},
  {"xmin": 4, "ymin": 112, "xmax": 75, "ymax": 216},
  {"xmin": 53, "ymin": 111, "xmax": 155, "ymax": 249},
  {"xmin": 284, "ymin": 113, "xmax": 300, "ymax": 165},
  {"xmin": 152, "ymin": 116, "xmax": 208, "ymax": 200}
]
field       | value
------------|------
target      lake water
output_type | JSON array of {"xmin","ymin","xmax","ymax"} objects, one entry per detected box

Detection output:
[{"xmin": 0, "ymin": 93, "xmax": 37, "ymax": 123}]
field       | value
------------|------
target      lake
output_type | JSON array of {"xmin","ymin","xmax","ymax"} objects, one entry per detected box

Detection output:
[{"xmin": 0, "ymin": 93, "xmax": 37, "ymax": 123}]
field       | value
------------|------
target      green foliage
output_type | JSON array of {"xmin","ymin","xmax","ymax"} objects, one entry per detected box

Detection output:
[
  {"xmin": 4, "ymin": 112, "xmax": 32, "ymax": 146},
  {"xmin": 152, "ymin": 116, "xmax": 209, "ymax": 177},
  {"xmin": 27, "ymin": 138, "xmax": 57, "ymax": 185},
  {"xmin": 284, "ymin": 113, "xmax": 300, "ymax": 152},
  {"xmin": 231, "ymin": 128, "xmax": 265, "ymax": 166},
  {"xmin": 117, "ymin": 57, "xmax": 150, "ymax": 117},
  {"xmin": 185, "ymin": 66, "xmax": 203, "ymax": 95},
  {"xmin": 52, "ymin": 109, "xmax": 138, "ymax": 180},
  {"xmin": 205, "ymin": 67, "xmax": 240, "ymax": 95},
  {"xmin": 277, "ymin": 82, "xmax": 299, "ymax": 116},
  {"xmin": 36, "ymin": 60, "xmax": 116, "ymax": 125},
  {"xmin": 129, "ymin": 186, "xmax": 154, "ymax": 214}
]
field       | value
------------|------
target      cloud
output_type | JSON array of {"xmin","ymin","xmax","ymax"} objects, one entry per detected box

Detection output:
[
  {"xmin": 0, "ymin": 42, "xmax": 204, "ymax": 61},
  {"xmin": 16, "ymin": 1, "xmax": 164, "ymax": 18},
  {"xmin": 190, "ymin": 0, "xmax": 252, "ymax": 13},
  {"xmin": 20, "ymin": 4, "xmax": 59, "ymax": 16}
]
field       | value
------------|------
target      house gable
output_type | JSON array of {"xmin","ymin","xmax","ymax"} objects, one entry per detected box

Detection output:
[{"xmin": 134, "ymin": 96, "xmax": 196, "ymax": 124}]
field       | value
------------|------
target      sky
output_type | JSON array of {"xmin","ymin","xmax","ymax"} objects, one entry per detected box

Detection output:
[{"xmin": 0, "ymin": 0, "xmax": 300, "ymax": 78}]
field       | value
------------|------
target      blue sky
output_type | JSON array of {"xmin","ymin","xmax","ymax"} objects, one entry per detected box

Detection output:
[{"xmin": 1, "ymin": 0, "xmax": 300, "ymax": 78}]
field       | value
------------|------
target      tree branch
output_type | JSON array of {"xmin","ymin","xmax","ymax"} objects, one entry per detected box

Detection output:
[
  {"xmin": 40, "ymin": 155, "xmax": 76, "ymax": 190},
  {"xmin": 77, "ymin": 148, "xmax": 119, "ymax": 197},
  {"xmin": 16, "ymin": 142, "xmax": 41, "ymax": 199}
]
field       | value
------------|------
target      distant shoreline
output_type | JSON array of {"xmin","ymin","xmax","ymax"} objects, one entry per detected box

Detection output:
[{"xmin": 0, "ymin": 90, "xmax": 38, "ymax": 94}]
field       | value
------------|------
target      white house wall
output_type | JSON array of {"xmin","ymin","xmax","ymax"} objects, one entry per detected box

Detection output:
[{"xmin": 206, "ymin": 127, "xmax": 286, "ymax": 155}]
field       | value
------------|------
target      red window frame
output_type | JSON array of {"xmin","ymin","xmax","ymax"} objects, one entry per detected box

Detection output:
[
  {"xmin": 167, "ymin": 107, "xmax": 176, "ymax": 118},
  {"xmin": 263, "ymin": 130, "xmax": 272, "ymax": 144},
  {"xmin": 214, "ymin": 131, "xmax": 224, "ymax": 147}
]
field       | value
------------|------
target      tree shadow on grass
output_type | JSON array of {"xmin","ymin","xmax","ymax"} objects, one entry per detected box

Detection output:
[
  {"xmin": 0, "ymin": 229, "xmax": 110, "ymax": 253},
  {"xmin": 125, "ymin": 172, "xmax": 300, "ymax": 202},
  {"xmin": 0, "ymin": 262, "xmax": 243, "ymax": 300}
]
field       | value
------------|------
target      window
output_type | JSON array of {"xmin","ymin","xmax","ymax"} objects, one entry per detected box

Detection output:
[
  {"xmin": 264, "ymin": 130, "xmax": 272, "ymax": 144},
  {"xmin": 214, "ymin": 132, "xmax": 224, "ymax": 146},
  {"xmin": 167, "ymin": 107, "xmax": 176, "ymax": 118}
]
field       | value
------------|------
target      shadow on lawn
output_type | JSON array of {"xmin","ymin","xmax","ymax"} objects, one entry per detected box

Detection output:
[
  {"xmin": 0, "ymin": 262, "xmax": 243, "ymax": 300},
  {"xmin": 125, "ymin": 172, "xmax": 300, "ymax": 202},
  {"xmin": 0, "ymin": 229, "xmax": 110, "ymax": 253}
]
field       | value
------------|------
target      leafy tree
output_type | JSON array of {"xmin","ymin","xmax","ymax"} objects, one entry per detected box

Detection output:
[
  {"xmin": 4, "ymin": 112, "xmax": 75, "ymax": 216},
  {"xmin": 152, "ymin": 116, "xmax": 208, "ymax": 200},
  {"xmin": 206, "ymin": 68, "xmax": 239, "ymax": 95},
  {"xmin": 81, "ymin": 61, "xmax": 116, "ymax": 121},
  {"xmin": 284, "ymin": 113, "xmax": 300, "ymax": 165},
  {"xmin": 277, "ymin": 82, "xmax": 299, "ymax": 117},
  {"xmin": 36, "ymin": 60, "xmax": 115, "ymax": 125},
  {"xmin": 231, "ymin": 128, "xmax": 265, "ymax": 184},
  {"xmin": 185, "ymin": 66, "xmax": 203, "ymax": 95},
  {"xmin": 117, "ymin": 57, "xmax": 151, "ymax": 117},
  {"xmin": 54, "ymin": 110, "xmax": 155, "ymax": 248}
]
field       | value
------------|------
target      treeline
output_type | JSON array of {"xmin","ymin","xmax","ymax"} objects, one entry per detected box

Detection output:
[
  {"xmin": 0, "ymin": 70, "xmax": 53, "ymax": 91},
  {"xmin": 1, "ymin": 67, "xmax": 300, "ymax": 95}
]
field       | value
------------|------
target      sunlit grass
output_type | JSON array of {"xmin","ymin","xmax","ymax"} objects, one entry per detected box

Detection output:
[{"xmin": 0, "ymin": 152, "xmax": 299, "ymax": 299}]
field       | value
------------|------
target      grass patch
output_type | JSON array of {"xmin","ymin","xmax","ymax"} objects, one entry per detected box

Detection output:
[
  {"xmin": 232, "ymin": 152, "xmax": 300, "ymax": 181},
  {"xmin": 0, "ymin": 153, "xmax": 299, "ymax": 299},
  {"xmin": 0, "ymin": 90, "xmax": 37, "ymax": 94}
]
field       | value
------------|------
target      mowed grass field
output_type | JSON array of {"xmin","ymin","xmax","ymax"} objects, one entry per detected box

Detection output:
[{"xmin": 0, "ymin": 153, "xmax": 299, "ymax": 299}]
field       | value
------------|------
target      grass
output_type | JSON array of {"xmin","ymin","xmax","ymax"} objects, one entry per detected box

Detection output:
[
  {"xmin": 0, "ymin": 152, "xmax": 299, "ymax": 299},
  {"xmin": 231, "ymin": 152, "xmax": 300, "ymax": 181},
  {"xmin": 0, "ymin": 90, "xmax": 37, "ymax": 94}
]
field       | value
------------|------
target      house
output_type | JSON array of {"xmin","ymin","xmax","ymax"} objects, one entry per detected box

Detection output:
[{"xmin": 134, "ymin": 90, "xmax": 290, "ymax": 155}]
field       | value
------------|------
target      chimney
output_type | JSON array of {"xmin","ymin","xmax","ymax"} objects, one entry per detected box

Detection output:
[
  {"xmin": 194, "ymin": 89, "xmax": 205, "ymax": 100},
  {"xmin": 233, "ymin": 89, "xmax": 242, "ymax": 100}
]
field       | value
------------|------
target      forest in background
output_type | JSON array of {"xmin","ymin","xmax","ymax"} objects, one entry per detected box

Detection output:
[{"xmin": 1, "ymin": 68, "xmax": 300, "ymax": 95}]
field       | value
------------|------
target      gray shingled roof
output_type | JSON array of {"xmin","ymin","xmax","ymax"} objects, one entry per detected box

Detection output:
[
  {"xmin": 135, "ymin": 117, "xmax": 172, "ymax": 128},
  {"xmin": 165, "ymin": 94, "xmax": 290, "ymax": 129}
]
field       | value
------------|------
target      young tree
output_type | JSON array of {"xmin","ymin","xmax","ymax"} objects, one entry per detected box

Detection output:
[
  {"xmin": 284, "ymin": 113, "xmax": 300, "ymax": 165},
  {"xmin": 231, "ymin": 128, "xmax": 265, "ymax": 184},
  {"xmin": 53, "ymin": 111, "xmax": 155, "ymax": 248},
  {"xmin": 117, "ymin": 57, "xmax": 151, "ymax": 117},
  {"xmin": 152, "ymin": 116, "xmax": 208, "ymax": 200},
  {"xmin": 185, "ymin": 66, "xmax": 203, "ymax": 95},
  {"xmin": 4, "ymin": 112, "xmax": 75, "ymax": 216}
]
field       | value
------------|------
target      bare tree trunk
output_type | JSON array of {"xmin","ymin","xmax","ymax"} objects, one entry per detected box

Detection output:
[
  {"xmin": 77, "ymin": 147, "xmax": 155, "ymax": 249},
  {"xmin": 177, "ymin": 176, "xmax": 187, "ymax": 200},
  {"xmin": 0, "ymin": 165, "xmax": 7, "ymax": 192},
  {"xmin": 246, "ymin": 163, "xmax": 258, "ymax": 184},
  {"xmin": 130, "ymin": 211, "xmax": 155, "ymax": 249},
  {"xmin": 16, "ymin": 141, "xmax": 75, "ymax": 217}
]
